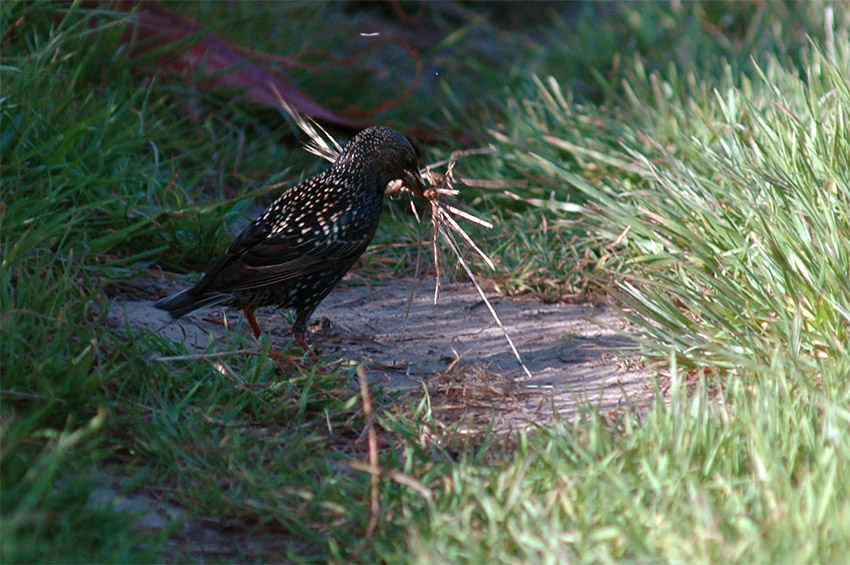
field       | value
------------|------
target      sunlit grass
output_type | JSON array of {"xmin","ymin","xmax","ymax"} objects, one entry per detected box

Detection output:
[{"xmin": 504, "ymin": 31, "xmax": 850, "ymax": 380}]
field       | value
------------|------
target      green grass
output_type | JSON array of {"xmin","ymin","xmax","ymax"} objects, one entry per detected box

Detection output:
[
  {"xmin": 500, "ymin": 14, "xmax": 850, "ymax": 377},
  {"xmin": 3, "ymin": 0, "xmax": 850, "ymax": 562}
]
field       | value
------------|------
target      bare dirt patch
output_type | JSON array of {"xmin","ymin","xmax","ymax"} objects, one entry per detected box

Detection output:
[{"xmin": 109, "ymin": 276, "xmax": 652, "ymax": 428}]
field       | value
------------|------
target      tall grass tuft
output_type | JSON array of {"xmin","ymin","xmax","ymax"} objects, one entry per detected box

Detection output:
[{"xmin": 504, "ymin": 25, "xmax": 850, "ymax": 381}]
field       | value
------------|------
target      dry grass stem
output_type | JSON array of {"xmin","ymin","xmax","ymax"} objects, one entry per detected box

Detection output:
[
  {"xmin": 356, "ymin": 364, "xmax": 381, "ymax": 540},
  {"xmin": 271, "ymin": 84, "xmax": 341, "ymax": 163},
  {"xmin": 421, "ymin": 146, "xmax": 496, "ymax": 173},
  {"xmin": 438, "ymin": 224, "xmax": 533, "ymax": 380},
  {"xmin": 399, "ymin": 228, "xmax": 425, "ymax": 342},
  {"xmin": 423, "ymin": 365, "xmax": 545, "ymax": 435},
  {"xmin": 347, "ymin": 461, "xmax": 434, "ymax": 503},
  {"xmin": 152, "ymin": 350, "xmax": 257, "ymax": 362}
]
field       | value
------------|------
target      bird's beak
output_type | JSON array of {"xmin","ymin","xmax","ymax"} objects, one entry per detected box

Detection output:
[{"xmin": 404, "ymin": 168, "xmax": 427, "ymax": 199}]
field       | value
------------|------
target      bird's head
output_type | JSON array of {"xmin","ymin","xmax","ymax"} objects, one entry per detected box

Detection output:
[{"xmin": 336, "ymin": 126, "xmax": 425, "ymax": 197}]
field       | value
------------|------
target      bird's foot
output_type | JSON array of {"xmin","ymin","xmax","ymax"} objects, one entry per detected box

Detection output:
[{"xmin": 296, "ymin": 336, "xmax": 321, "ymax": 362}]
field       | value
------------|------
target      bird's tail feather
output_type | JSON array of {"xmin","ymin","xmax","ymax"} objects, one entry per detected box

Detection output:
[{"xmin": 153, "ymin": 289, "xmax": 229, "ymax": 319}]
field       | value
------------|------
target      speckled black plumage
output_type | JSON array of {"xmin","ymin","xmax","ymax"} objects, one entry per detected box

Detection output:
[{"xmin": 155, "ymin": 126, "xmax": 423, "ymax": 346}]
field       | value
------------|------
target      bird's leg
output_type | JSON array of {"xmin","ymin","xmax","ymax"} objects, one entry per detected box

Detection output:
[
  {"xmin": 243, "ymin": 308, "xmax": 262, "ymax": 338},
  {"xmin": 242, "ymin": 308, "xmax": 302, "ymax": 366},
  {"xmin": 293, "ymin": 313, "xmax": 320, "ymax": 361},
  {"xmin": 293, "ymin": 330, "xmax": 312, "ymax": 354},
  {"xmin": 293, "ymin": 329, "xmax": 321, "ymax": 362}
]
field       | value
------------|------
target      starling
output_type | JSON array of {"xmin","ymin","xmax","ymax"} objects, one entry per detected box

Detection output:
[{"xmin": 154, "ymin": 126, "xmax": 424, "ymax": 350}]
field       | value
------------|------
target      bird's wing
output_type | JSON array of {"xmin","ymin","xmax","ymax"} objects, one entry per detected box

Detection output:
[
  {"xmin": 227, "ymin": 236, "xmax": 368, "ymax": 291},
  {"xmin": 190, "ymin": 231, "xmax": 368, "ymax": 294}
]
